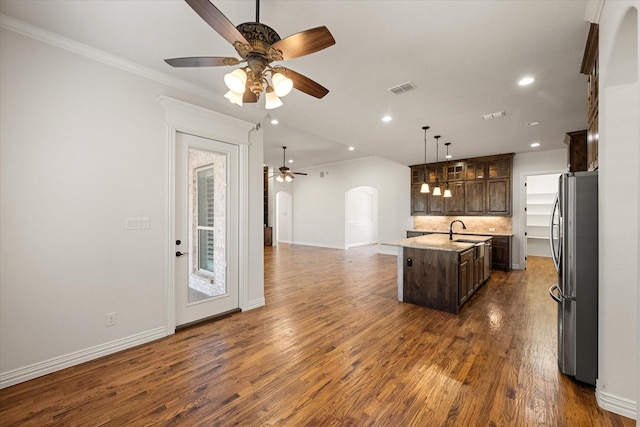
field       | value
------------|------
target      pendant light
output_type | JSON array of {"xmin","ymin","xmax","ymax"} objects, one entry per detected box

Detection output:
[
  {"xmin": 443, "ymin": 142, "xmax": 452, "ymax": 198},
  {"xmin": 420, "ymin": 126, "xmax": 430, "ymax": 193},
  {"xmin": 432, "ymin": 135, "xmax": 442, "ymax": 196}
]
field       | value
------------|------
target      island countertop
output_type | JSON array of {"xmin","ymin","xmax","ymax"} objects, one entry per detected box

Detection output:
[{"xmin": 386, "ymin": 233, "xmax": 492, "ymax": 252}]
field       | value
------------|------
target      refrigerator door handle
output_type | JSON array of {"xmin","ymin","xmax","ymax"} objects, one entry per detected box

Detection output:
[
  {"xmin": 549, "ymin": 193, "xmax": 561, "ymax": 273},
  {"xmin": 549, "ymin": 284, "xmax": 562, "ymax": 303},
  {"xmin": 549, "ymin": 283, "xmax": 575, "ymax": 302}
]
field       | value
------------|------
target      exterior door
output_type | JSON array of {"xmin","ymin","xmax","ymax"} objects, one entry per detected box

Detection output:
[{"xmin": 175, "ymin": 132, "xmax": 239, "ymax": 326}]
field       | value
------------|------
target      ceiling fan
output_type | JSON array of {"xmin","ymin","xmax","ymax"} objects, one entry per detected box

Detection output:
[
  {"xmin": 274, "ymin": 146, "xmax": 307, "ymax": 182},
  {"xmin": 165, "ymin": 0, "xmax": 336, "ymax": 109}
]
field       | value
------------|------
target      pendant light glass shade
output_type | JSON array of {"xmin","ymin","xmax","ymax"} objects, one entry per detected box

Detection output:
[
  {"xmin": 224, "ymin": 90, "xmax": 243, "ymax": 106},
  {"xmin": 432, "ymin": 135, "xmax": 442, "ymax": 196},
  {"xmin": 420, "ymin": 125, "xmax": 430, "ymax": 193},
  {"xmin": 265, "ymin": 88, "xmax": 283, "ymax": 110},
  {"xmin": 224, "ymin": 69, "xmax": 247, "ymax": 93},
  {"xmin": 272, "ymin": 72, "xmax": 294, "ymax": 97},
  {"xmin": 443, "ymin": 142, "xmax": 452, "ymax": 198},
  {"xmin": 276, "ymin": 175, "xmax": 284, "ymax": 183}
]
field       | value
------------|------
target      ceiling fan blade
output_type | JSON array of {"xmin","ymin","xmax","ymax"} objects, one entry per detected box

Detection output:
[
  {"xmin": 293, "ymin": 172, "xmax": 308, "ymax": 176},
  {"xmin": 164, "ymin": 57, "xmax": 240, "ymax": 67},
  {"xmin": 284, "ymin": 68, "xmax": 329, "ymax": 99},
  {"xmin": 271, "ymin": 26, "xmax": 335, "ymax": 60},
  {"xmin": 185, "ymin": 0, "xmax": 250, "ymax": 46}
]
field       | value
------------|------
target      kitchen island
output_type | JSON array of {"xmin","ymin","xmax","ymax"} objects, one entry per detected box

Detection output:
[{"xmin": 386, "ymin": 233, "xmax": 493, "ymax": 313}]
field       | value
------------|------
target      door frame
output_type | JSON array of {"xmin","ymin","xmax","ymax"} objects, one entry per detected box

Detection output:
[{"xmin": 159, "ymin": 96, "xmax": 255, "ymax": 334}]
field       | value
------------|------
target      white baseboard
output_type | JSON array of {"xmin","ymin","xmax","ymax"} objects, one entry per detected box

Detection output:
[
  {"xmin": 377, "ymin": 244, "xmax": 399, "ymax": 255},
  {"xmin": 245, "ymin": 297, "xmax": 266, "ymax": 311},
  {"xmin": 291, "ymin": 241, "xmax": 345, "ymax": 250},
  {"xmin": 0, "ymin": 327, "xmax": 167, "ymax": 389},
  {"xmin": 596, "ymin": 387, "xmax": 637, "ymax": 420}
]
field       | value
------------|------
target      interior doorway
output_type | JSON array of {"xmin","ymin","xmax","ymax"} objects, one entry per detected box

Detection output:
[
  {"xmin": 524, "ymin": 172, "xmax": 561, "ymax": 264},
  {"xmin": 345, "ymin": 186, "xmax": 379, "ymax": 249},
  {"xmin": 276, "ymin": 190, "xmax": 292, "ymax": 244}
]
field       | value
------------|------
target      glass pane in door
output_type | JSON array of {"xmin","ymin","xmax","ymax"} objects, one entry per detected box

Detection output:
[{"xmin": 188, "ymin": 148, "xmax": 226, "ymax": 303}]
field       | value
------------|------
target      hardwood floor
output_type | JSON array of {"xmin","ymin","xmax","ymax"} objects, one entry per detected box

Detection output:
[{"xmin": 0, "ymin": 244, "xmax": 634, "ymax": 426}]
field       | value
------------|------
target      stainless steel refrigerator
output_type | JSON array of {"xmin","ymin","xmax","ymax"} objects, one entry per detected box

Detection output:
[{"xmin": 548, "ymin": 171, "xmax": 598, "ymax": 385}]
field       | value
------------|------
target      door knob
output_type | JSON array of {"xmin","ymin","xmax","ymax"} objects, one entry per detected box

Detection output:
[{"xmin": 176, "ymin": 251, "xmax": 188, "ymax": 257}]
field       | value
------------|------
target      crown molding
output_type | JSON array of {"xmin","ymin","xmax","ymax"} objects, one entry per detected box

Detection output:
[
  {"xmin": 584, "ymin": 0, "xmax": 604, "ymax": 23},
  {"xmin": 0, "ymin": 13, "xmax": 217, "ymax": 101}
]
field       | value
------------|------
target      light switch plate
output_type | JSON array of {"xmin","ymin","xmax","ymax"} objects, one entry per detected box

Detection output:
[{"xmin": 125, "ymin": 217, "xmax": 150, "ymax": 230}]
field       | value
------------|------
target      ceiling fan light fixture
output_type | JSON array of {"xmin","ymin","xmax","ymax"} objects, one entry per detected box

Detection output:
[
  {"xmin": 276, "ymin": 175, "xmax": 284, "ymax": 183},
  {"xmin": 265, "ymin": 87, "xmax": 283, "ymax": 109},
  {"xmin": 284, "ymin": 175, "xmax": 293, "ymax": 182},
  {"xmin": 224, "ymin": 89, "xmax": 244, "ymax": 106},
  {"xmin": 224, "ymin": 68, "xmax": 247, "ymax": 93},
  {"xmin": 272, "ymin": 72, "xmax": 293, "ymax": 97}
]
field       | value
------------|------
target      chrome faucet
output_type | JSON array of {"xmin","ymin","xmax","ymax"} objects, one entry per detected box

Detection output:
[{"xmin": 449, "ymin": 220, "xmax": 467, "ymax": 240}]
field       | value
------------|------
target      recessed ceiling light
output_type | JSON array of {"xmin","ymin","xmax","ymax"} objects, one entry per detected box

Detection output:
[
  {"xmin": 288, "ymin": 159, "xmax": 293, "ymax": 163},
  {"xmin": 348, "ymin": 146, "xmax": 355, "ymax": 151},
  {"xmin": 446, "ymin": 154, "xmax": 452, "ymax": 159},
  {"xmin": 519, "ymin": 76, "xmax": 535, "ymax": 86},
  {"xmin": 530, "ymin": 142, "xmax": 540, "ymax": 148},
  {"xmin": 382, "ymin": 115, "xmax": 392, "ymax": 122},
  {"xmin": 526, "ymin": 121, "xmax": 540, "ymax": 127},
  {"xmin": 271, "ymin": 118, "xmax": 279, "ymax": 125},
  {"xmin": 482, "ymin": 110, "xmax": 506, "ymax": 120}
]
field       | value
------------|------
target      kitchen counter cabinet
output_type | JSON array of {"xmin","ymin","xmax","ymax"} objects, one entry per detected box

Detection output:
[
  {"xmin": 491, "ymin": 235, "xmax": 512, "ymax": 271},
  {"xmin": 388, "ymin": 234, "xmax": 492, "ymax": 313}
]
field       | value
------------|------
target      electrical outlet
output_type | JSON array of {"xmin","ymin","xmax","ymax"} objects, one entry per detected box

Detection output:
[
  {"xmin": 489, "ymin": 227, "xmax": 496, "ymax": 232},
  {"xmin": 106, "ymin": 312, "xmax": 117, "ymax": 327}
]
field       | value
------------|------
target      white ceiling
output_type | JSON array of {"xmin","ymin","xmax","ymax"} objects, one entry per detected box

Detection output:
[{"xmin": 0, "ymin": 0, "xmax": 591, "ymax": 170}]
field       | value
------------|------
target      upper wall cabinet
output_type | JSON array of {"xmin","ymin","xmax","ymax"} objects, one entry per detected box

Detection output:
[
  {"xmin": 410, "ymin": 153, "xmax": 513, "ymax": 217},
  {"xmin": 581, "ymin": 23, "xmax": 599, "ymax": 171}
]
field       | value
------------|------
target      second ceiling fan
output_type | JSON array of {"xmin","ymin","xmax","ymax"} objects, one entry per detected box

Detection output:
[
  {"xmin": 165, "ymin": 0, "xmax": 336, "ymax": 108},
  {"xmin": 275, "ymin": 146, "xmax": 307, "ymax": 182}
]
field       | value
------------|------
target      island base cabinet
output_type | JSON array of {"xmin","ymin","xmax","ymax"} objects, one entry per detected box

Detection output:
[{"xmin": 403, "ymin": 247, "xmax": 459, "ymax": 313}]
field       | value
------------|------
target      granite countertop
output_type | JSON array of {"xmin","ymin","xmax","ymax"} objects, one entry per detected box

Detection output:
[
  {"xmin": 408, "ymin": 229, "xmax": 513, "ymax": 237},
  {"xmin": 386, "ymin": 233, "xmax": 492, "ymax": 252}
]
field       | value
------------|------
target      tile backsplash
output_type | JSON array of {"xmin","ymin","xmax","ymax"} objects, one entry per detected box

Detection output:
[{"xmin": 413, "ymin": 216, "xmax": 512, "ymax": 234}]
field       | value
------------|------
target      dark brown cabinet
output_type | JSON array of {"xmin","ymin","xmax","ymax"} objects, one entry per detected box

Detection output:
[
  {"xmin": 581, "ymin": 23, "xmax": 599, "ymax": 171},
  {"xmin": 465, "ymin": 180, "xmax": 485, "ymax": 214},
  {"xmin": 411, "ymin": 153, "xmax": 512, "ymax": 217},
  {"xmin": 491, "ymin": 235, "xmax": 512, "ymax": 271},
  {"xmin": 486, "ymin": 179, "xmax": 510, "ymax": 215},
  {"xmin": 565, "ymin": 130, "xmax": 588, "ymax": 172},
  {"xmin": 445, "ymin": 181, "xmax": 465, "ymax": 215},
  {"xmin": 458, "ymin": 249, "xmax": 474, "ymax": 305}
]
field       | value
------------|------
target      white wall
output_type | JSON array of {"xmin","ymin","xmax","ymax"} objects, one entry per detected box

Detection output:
[
  {"xmin": 597, "ymin": 1, "xmax": 639, "ymax": 419},
  {"xmin": 512, "ymin": 149, "xmax": 567, "ymax": 269},
  {"xmin": 0, "ymin": 27, "xmax": 264, "ymax": 386},
  {"xmin": 289, "ymin": 156, "xmax": 411, "ymax": 252}
]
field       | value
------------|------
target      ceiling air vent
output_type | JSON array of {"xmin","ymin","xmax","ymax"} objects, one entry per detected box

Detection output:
[{"xmin": 388, "ymin": 81, "xmax": 417, "ymax": 95}]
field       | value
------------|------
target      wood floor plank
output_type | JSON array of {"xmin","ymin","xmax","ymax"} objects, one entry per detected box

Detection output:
[{"xmin": 0, "ymin": 245, "xmax": 634, "ymax": 426}]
